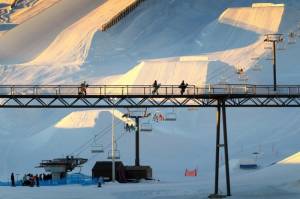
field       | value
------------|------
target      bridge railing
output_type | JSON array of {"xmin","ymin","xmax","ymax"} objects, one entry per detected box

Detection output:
[{"xmin": 0, "ymin": 84, "xmax": 299, "ymax": 96}]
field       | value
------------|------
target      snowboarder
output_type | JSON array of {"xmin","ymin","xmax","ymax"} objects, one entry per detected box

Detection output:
[
  {"xmin": 152, "ymin": 80, "xmax": 161, "ymax": 95},
  {"xmin": 179, "ymin": 80, "xmax": 188, "ymax": 95},
  {"xmin": 11, "ymin": 172, "xmax": 15, "ymax": 187},
  {"xmin": 79, "ymin": 81, "xmax": 88, "ymax": 95}
]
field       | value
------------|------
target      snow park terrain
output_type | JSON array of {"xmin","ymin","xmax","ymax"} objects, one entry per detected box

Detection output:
[{"xmin": 1, "ymin": 0, "xmax": 300, "ymax": 198}]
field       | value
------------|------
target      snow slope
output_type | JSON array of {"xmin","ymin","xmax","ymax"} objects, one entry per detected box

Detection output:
[
  {"xmin": 0, "ymin": 0, "xmax": 106, "ymax": 65},
  {"xmin": 0, "ymin": 2, "xmax": 300, "ymax": 199}
]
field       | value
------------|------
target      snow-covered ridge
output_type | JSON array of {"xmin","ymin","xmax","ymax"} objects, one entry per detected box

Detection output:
[
  {"xmin": 279, "ymin": 151, "xmax": 300, "ymax": 164},
  {"xmin": 105, "ymin": 4, "xmax": 285, "ymax": 86},
  {"xmin": 55, "ymin": 109, "xmax": 134, "ymax": 129},
  {"xmin": 219, "ymin": 4, "xmax": 284, "ymax": 34},
  {"xmin": 24, "ymin": 0, "xmax": 145, "ymax": 67},
  {"xmin": 252, "ymin": 3, "xmax": 285, "ymax": 8}
]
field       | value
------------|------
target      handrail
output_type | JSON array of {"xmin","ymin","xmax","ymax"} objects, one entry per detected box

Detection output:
[{"xmin": 0, "ymin": 84, "xmax": 299, "ymax": 96}]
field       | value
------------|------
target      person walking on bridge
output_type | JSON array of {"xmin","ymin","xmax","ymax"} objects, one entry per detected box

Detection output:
[
  {"xmin": 179, "ymin": 80, "xmax": 188, "ymax": 95},
  {"xmin": 152, "ymin": 80, "xmax": 161, "ymax": 95},
  {"xmin": 79, "ymin": 81, "xmax": 89, "ymax": 95}
]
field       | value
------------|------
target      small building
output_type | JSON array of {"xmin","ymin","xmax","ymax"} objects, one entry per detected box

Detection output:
[
  {"xmin": 92, "ymin": 161, "xmax": 152, "ymax": 182},
  {"xmin": 92, "ymin": 161, "xmax": 125, "ymax": 182},
  {"xmin": 239, "ymin": 159, "xmax": 258, "ymax": 169}
]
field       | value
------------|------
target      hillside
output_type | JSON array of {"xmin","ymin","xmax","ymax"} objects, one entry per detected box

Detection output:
[{"xmin": 0, "ymin": 1, "xmax": 300, "ymax": 199}]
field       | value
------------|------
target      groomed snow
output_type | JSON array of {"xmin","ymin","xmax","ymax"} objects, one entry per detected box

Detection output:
[{"xmin": 0, "ymin": 1, "xmax": 300, "ymax": 198}]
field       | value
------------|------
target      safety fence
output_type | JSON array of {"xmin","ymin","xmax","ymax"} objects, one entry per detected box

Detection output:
[
  {"xmin": 100, "ymin": 0, "xmax": 145, "ymax": 31},
  {"xmin": 0, "ymin": 84, "xmax": 299, "ymax": 96}
]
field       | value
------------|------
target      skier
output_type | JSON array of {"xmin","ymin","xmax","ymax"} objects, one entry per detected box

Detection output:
[
  {"xmin": 11, "ymin": 172, "xmax": 15, "ymax": 187},
  {"xmin": 152, "ymin": 80, "xmax": 161, "ymax": 95},
  {"xmin": 179, "ymin": 80, "xmax": 188, "ymax": 95},
  {"xmin": 79, "ymin": 81, "xmax": 89, "ymax": 95}
]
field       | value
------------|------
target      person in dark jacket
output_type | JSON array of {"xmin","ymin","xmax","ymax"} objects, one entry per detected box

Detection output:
[
  {"xmin": 11, "ymin": 172, "xmax": 15, "ymax": 187},
  {"xmin": 79, "ymin": 81, "xmax": 88, "ymax": 95},
  {"xmin": 152, "ymin": 80, "xmax": 161, "ymax": 95},
  {"xmin": 179, "ymin": 80, "xmax": 188, "ymax": 95}
]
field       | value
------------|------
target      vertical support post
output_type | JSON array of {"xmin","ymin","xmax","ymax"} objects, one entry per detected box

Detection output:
[
  {"xmin": 222, "ymin": 100, "xmax": 231, "ymax": 196},
  {"xmin": 135, "ymin": 117, "xmax": 140, "ymax": 166},
  {"xmin": 272, "ymin": 41, "xmax": 277, "ymax": 91},
  {"xmin": 112, "ymin": 108, "xmax": 116, "ymax": 182},
  {"xmin": 214, "ymin": 100, "xmax": 221, "ymax": 195}
]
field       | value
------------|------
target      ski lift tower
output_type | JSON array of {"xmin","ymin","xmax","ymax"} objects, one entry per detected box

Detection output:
[
  {"xmin": 264, "ymin": 33, "xmax": 284, "ymax": 91},
  {"xmin": 122, "ymin": 108, "xmax": 151, "ymax": 167}
]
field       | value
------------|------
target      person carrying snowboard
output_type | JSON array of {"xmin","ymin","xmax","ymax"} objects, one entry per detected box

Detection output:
[{"xmin": 152, "ymin": 80, "xmax": 161, "ymax": 95}]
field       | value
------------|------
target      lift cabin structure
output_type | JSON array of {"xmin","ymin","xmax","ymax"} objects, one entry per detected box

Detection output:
[
  {"xmin": 37, "ymin": 156, "xmax": 87, "ymax": 180},
  {"xmin": 2, "ymin": 84, "xmax": 300, "ymax": 197}
]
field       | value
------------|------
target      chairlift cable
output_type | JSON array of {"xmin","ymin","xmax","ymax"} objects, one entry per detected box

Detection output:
[{"xmin": 68, "ymin": 120, "xmax": 122, "ymax": 156}]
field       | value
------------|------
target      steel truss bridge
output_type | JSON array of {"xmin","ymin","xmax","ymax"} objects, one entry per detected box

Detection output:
[
  {"xmin": 1, "ymin": 84, "xmax": 300, "ymax": 108},
  {"xmin": 2, "ymin": 84, "xmax": 300, "ymax": 198}
]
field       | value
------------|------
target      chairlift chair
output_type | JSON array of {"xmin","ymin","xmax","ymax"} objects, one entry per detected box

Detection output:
[
  {"xmin": 251, "ymin": 57, "xmax": 260, "ymax": 61},
  {"xmin": 153, "ymin": 111, "xmax": 165, "ymax": 122},
  {"xmin": 265, "ymin": 53, "xmax": 273, "ymax": 61},
  {"xmin": 238, "ymin": 74, "xmax": 248, "ymax": 82},
  {"xmin": 252, "ymin": 64, "xmax": 262, "ymax": 72},
  {"xmin": 288, "ymin": 32, "xmax": 297, "ymax": 44},
  {"xmin": 164, "ymin": 112, "xmax": 177, "ymax": 121},
  {"xmin": 90, "ymin": 136, "xmax": 104, "ymax": 153},
  {"xmin": 91, "ymin": 144, "xmax": 104, "ymax": 153},
  {"xmin": 141, "ymin": 122, "xmax": 152, "ymax": 132},
  {"xmin": 107, "ymin": 150, "xmax": 120, "ymax": 159},
  {"xmin": 277, "ymin": 41, "xmax": 287, "ymax": 51},
  {"xmin": 264, "ymin": 42, "xmax": 272, "ymax": 50}
]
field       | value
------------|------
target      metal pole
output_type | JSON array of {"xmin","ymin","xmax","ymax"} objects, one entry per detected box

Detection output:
[
  {"xmin": 135, "ymin": 117, "xmax": 140, "ymax": 166},
  {"xmin": 222, "ymin": 101, "xmax": 231, "ymax": 196},
  {"xmin": 214, "ymin": 101, "xmax": 221, "ymax": 195},
  {"xmin": 273, "ymin": 41, "xmax": 277, "ymax": 91},
  {"xmin": 112, "ymin": 108, "xmax": 116, "ymax": 182}
]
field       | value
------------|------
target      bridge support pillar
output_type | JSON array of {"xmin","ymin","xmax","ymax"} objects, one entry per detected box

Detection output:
[
  {"xmin": 209, "ymin": 99, "xmax": 231, "ymax": 198},
  {"xmin": 135, "ymin": 117, "xmax": 140, "ymax": 167}
]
